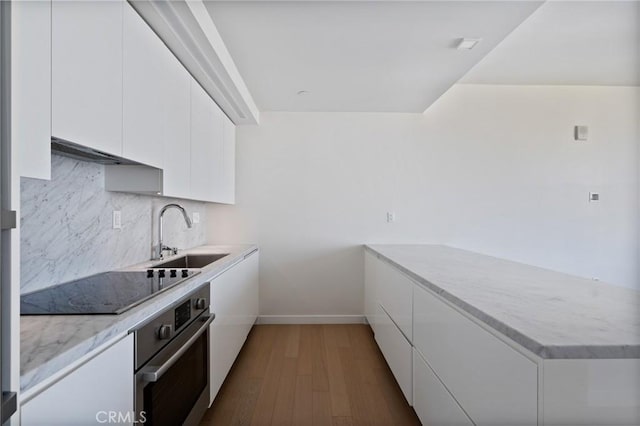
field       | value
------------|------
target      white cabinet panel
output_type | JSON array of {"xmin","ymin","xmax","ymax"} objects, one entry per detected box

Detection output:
[
  {"xmin": 243, "ymin": 250, "xmax": 260, "ymax": 333},
  {"xmin": 375, "ymin": 304, "xmax": 412, "ymax": 404},
  {"xmin": 52, "ymin": 0, "xmax": 123, "ymax": 156},
  {"xmin": 364, "ymin": 251, "xmax": 379, "ymax": 333},
  {"xmin": 13, "ymin": 0, "xmax": 51, "ymax": 180},
  {"xmin": 190, "ymin": 79, "xmax": 223, "ymax": 202},
  {"xmin": 543, "ymin": 359, "xmax": 640, "ymax": 425},
  {"xmin": 220, "ymin": 114, "xmax": 236, "ymax": 204},
  {"xmin": 374, "ymin": 257, "xmax": 413, "ymax": 342},
  {"xmin": 413, "ymin": 283, "xmax": 537, "ymax": 426},
  {"xmin": 413, "ymin": 348, "xmax": 474, "ymax": 426},
  {"xmin": 21, "ymin": 335, "xmax": 134, "ymax": 426},
  {"xmin": 161, "ymin": 49, "xmax": 191, "ymax": 199},
  {"xmin": 122, "ymin": 2, "xmax": 166, "ymax": 168},
  {"xmin": 209, "ymin": 250, "xmax": 259, "ymax": 404}
]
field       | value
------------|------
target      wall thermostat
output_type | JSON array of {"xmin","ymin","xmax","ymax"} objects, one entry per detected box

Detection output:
[{"xmin": 574, "ymin": 125, "xmax": 589, "ymax": 141}]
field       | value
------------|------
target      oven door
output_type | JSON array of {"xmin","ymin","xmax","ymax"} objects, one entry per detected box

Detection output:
[{"xmin": 136, "ymin": 312, "xmax": 215, "ymax": 426}]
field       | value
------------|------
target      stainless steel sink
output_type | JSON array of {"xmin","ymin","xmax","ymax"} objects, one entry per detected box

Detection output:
[{"xmin": 151, "ymin": 253, "xmax": 229, "ymax": 269}]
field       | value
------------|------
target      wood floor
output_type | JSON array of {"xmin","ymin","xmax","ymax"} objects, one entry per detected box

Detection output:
[{"xmin": 200, "ymin": 324, "xmax": 421, "ymax": 426}]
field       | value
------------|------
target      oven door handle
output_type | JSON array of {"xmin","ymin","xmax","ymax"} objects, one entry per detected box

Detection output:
[{"xmin": 141, "ymin": 314, "xmax": 215, "ymax": 383}]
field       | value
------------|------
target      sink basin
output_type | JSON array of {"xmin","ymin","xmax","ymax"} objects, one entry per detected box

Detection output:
[{"xmin": 151, "ymin": 253, "xmax": 229, "ymax": 269}]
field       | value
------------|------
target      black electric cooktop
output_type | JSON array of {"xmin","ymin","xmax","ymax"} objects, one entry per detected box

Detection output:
[{"xmin": 21, "ymin": 269, "xmax": 200, "ymax": 315}]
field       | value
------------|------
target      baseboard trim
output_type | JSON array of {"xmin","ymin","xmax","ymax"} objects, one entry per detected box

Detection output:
[{"xmin": 256, "ymin": 315, "xmax": 366, "ymax": 325}]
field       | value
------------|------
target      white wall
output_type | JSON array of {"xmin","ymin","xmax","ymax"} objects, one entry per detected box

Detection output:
[{"xmin": 207, "ymin": 85, "xmax": 639, "ymax": 317}]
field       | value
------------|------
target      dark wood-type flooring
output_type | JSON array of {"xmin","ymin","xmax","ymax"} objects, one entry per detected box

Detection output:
[{"xmin": 200, "ymin": 324, "xmax": 421, "ymax": 426}]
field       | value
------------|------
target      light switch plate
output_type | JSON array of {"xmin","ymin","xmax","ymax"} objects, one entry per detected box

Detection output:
[
  {"xmin": 574, "ymin": 125, "xmax": 589, "ymax": 141},
  {"xmin": 193, "ymin": 212, "xmax": 200, "ymax": 224},
  {"xmin": 112, "ymin": 210, "xmax": 122, "ymax": 229}
]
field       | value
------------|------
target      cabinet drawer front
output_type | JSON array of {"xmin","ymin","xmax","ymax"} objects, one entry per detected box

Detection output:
[
  {"xmin": 373, "ymin": 257, "xmax": 413, "ymax": 341},
  {"xmin": 413, "ymin": 349, "xmax": 474, "ymax": 426},
  {"xmin": 375, "ymin": 305, "xmax": 413, "ymax": 404},
  {"xmin": 414, "ymin": 284, "xmax": 537, "ymax": 426}
]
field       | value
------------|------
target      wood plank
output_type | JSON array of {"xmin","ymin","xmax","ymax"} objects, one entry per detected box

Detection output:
[
  {"xmin": 339, "ymin": 346, "xmax": 394, "ymax": 426},
  {"xmin": 250, "ymin": 327, "xmax": 288, "ymax": 425},
  {"xmin": 297, "ymin": 325, "xmax": 313, "ymax": 375},
  {"xmin": 324, "ymin": 326, "xmax": 352, "ymax": 417},
  {"xmin": 271, "ymin": 357, "xmax": 297, "ymax": 426},
  {"xmin": 292, "ymin": 375, "xmax": 313, "ymax": 426},
  {"xmin": 284, "ymin": 325, "xmax": 301, "ymax": 358},
  {"xmin": 311, "ymin": 325, "xmax": 330, "ymax": 392},
  {"xmin": 372, "ymin": 362, "xmax": 421, "ymax": 426},
  {"xmin": 230, "ymin": 377, "xmax": 262, "ymax": 426},
  {"xmin": 248, "ymin": 325, "xmax": 278, "ymax": 379},
  {"xmin": 312, "ymin": 391, "xmax": 333, "ymax": 426},
  {"xmin": 332, "ymin": 416, "xmax": 353, "ymax": 426}
]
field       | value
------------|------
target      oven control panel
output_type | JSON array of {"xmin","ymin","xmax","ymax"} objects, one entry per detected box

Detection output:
[
  {"xmin": 175, "ymin": 300, "xmax": 192, "ymax": 330},
  {"xmin": 133, "ymin": 283, "xmax": 210, "ymax": 371}
]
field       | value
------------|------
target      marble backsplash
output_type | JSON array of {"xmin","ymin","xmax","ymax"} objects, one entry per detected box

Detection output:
[{"xmin": 21, "ymin": 154, "xmax": 207, "ymax": 294}]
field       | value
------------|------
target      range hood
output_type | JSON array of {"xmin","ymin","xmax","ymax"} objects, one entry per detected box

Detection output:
[{"xmin": 51, "ymin": 137, "xmax": 138, "ymax": 165}]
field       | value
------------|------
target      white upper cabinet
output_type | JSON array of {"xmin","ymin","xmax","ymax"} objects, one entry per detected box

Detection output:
[
  {"xmin": 220, "ymin": 114, "xmax": 236, "ymax": 204},
  {"xmin": 161, "ymin": 50, "xmax": 192, "ymax": 199},
  {"xmin": 52, "ymin": 0, "xmax": 123, "ymax": 156},
  {"xmin": 13, "ymin": 0, "xmax": 51, "ymax": 180},
  {"xmin": 190, "ymin": 79, "xmax": 223, "ymax": 202},
  {"xmin": 47, "ymin": 0, "xmax": 236, "ymax": 203},
  {"xmin": 122, "ymin": 3, "xmax": 167, "ymax": 168}
]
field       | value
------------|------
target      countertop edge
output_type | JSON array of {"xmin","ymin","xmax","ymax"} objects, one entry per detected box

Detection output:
[{"xmin": 363, "ymin": 244, "xmax": 640, "ymax": 360}]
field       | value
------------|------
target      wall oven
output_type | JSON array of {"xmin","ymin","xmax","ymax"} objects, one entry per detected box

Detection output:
[{"xmin": 133, "ymin": 284, "xmax": 213, "ymax": 426}]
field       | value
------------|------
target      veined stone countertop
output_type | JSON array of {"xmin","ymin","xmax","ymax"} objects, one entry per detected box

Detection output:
[
  {"xmin": 20, "ymin": 244, "xmax": 258, "ymax": 398},
  {"xmin": 365, "ymin": 244, "xmax": 640, "ymax": 359}
]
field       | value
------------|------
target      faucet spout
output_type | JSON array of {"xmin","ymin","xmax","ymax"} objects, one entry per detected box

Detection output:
[{"xmin": 157, "ymin": 203, "xmax": 192, "ymax": 260}]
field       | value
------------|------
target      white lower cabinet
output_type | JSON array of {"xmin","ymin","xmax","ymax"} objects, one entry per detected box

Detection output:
[
  {"xmin": 375, "ymin": 304, "xmax": 413, "ymax": 404},
  {"xmin": 364, "ymin": 252, "xmax": 379, "ymax": 333},
  {"xmin": 209, "ymin": 250, "xmax": 259, "ymax": 404},
  {"xmin": 21, "ymin": 335, "xmax": 134, "ymax": 426},
  {"xmin": 413, "ymin": 284, "xmax": 538, "ymax": 426},
  {"xmin": 413, "ymin": 348, "xmax": 473, "ymax": 426}
]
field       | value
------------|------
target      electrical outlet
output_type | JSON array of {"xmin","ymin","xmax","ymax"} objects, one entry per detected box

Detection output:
[
  {"xmin": 112, "ymin": 210, "xmax": 122, "ymax": 229},
  {"xmin": 386, "ymin": 212, "xmax": 396, "ymax": 223},
  {"xmin": 192, "ymin": 212, "xmax": 200, "ymax": 224}
]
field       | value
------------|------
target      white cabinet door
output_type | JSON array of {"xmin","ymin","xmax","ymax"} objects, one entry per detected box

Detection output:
[
  {"xmin": 190, "ymin": 79, "xmax": 223, "ymax": 202},
  {"xmin": 122, "ymin": 2, "xmax": 166, "ymax": 168},
  {"xmin": 13, "ymin": 0, "xmax": 51, "ymax": 180},
  {"xmin": 161, "ymin": 50, "xmax": 191, "ymax": 199},
  {"xmin": 413, "ymin": 283, "xmax": 538, "ymax": 426},
  {"xmin": 242, "ymin": 250, "xmax": 260, "ymax": 333},
  {"xmin": 375, "ymin": 304, "xmax": 413, "ymax": 404},
  {"xmin": 209, "ymin": 251, "xmax": 259, "ymax": 404},
  {"xmin": 21, "ymin": 335, "xmax": 134, "ymax": 426},
  {"xmin": 364, "ymin": 251, "xmax": 379, "ymax": 333},
  {"xmin": 52, "ymin": 0, "xmax": 123, "ymax": 156},
  {"xmin": 373, "ymin": 255, "xmax": 413, "ymax": 342},
  {"xmin": 413, "ymin": 348, "xmax": 474, "ymax": 426},
  {"xmin": 220, "ymin": 114, "xmax": 236, "ymax": 204}
]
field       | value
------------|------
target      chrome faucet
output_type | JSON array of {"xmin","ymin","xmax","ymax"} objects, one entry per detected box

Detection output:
[{"xmin": 156, "ymin": 203, "xmax": 192, "ymax": 260}]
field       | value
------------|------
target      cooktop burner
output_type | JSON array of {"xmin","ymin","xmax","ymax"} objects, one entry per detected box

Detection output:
[{"xmin": 21, "ymin": 269, "xmax": 200, "ymax": 315}]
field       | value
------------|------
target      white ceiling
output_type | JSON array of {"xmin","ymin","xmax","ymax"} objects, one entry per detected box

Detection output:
[
  {"xmin": 204, "ymin": 1, "xmax": 542, "ymax": 112},
  {"xmin": 460, "ymin": 1, "xmax": 640, "ymax": 86}
]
